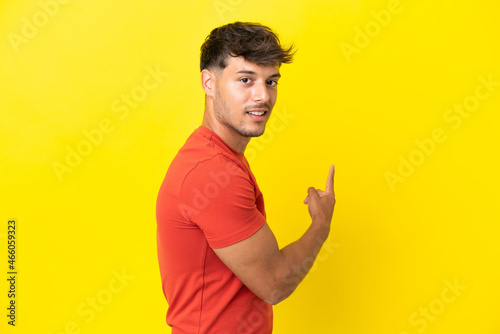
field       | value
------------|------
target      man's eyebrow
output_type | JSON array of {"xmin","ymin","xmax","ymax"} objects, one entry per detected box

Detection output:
[{"xmin": 236, "ymin": 70, "xmax": 281, "ymax": 78}]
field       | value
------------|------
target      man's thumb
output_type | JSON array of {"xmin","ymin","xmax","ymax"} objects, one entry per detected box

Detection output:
[{"xmin": 307, "ymin": 187, "xmax": 319, "ymax": 200}]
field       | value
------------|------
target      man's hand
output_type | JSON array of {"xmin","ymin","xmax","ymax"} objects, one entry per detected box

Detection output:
[
  {"xmin": 213, "ymin": 165, "xmax": 337, "ymax": 305},
  {"xmin": 303, "ymin": 165, "xmax": 336, "ymax": 230}
]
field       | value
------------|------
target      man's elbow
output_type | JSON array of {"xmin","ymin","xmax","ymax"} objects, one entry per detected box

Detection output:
[
  {"xmin": 262, "ymin": 273, "xmax": 301, "ymax": 305},
  {"xmin": 264, "ymin": 292, "xmax": 288, "ymax": 305}
]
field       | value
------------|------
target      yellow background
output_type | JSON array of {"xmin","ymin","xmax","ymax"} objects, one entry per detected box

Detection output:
[{"xmin": 1, "ymin": 0, "xmax": 499, "ymax": 333}]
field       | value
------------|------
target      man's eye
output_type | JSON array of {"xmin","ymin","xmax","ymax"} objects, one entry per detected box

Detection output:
[
  {"xmin": 240, "ymin": 78, "xmax": 250, "ymax": 83},
  {"xmin": 267, "ymin": 80, "xmax": 278, "ymax": 86}
]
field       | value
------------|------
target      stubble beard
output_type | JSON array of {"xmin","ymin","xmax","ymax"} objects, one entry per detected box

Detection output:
[{"xmin": 214, "ymin": 89, "xmax": 266, "ymax": 138}]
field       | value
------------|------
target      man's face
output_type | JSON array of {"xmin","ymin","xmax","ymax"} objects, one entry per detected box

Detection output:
[{"xmin": 212, "ymin": 56, "xmax": 280, "ymax": 138}]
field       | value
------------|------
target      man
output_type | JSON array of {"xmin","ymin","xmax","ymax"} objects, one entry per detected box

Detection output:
[{"xmin": 156, "ymin": 21, "xmax": 336, "ymax": 333}]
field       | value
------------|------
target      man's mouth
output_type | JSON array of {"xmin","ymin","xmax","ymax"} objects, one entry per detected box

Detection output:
[
  {"xmin": 247, "ymin": 110, "xmax": 266, "ymax": 116},
  {"xmin": 246, "ymin": 109, "xmax": 267, "ymax": 121}
]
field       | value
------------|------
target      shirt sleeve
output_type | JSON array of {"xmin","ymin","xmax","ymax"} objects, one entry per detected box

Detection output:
[{"xmin": 178, "ymin": 153, "xmax": 266, "ymax": 249}]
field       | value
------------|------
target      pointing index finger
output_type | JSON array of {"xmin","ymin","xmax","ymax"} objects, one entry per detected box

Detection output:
[{"xmin": 325, "ymin": 165, "xmax": 335, "ymax": 193}]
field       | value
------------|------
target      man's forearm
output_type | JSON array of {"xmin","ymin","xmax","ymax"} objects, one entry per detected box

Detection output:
[{"xmin": 271, "ymin": 222, "xmax": 330, "ymax": 304}]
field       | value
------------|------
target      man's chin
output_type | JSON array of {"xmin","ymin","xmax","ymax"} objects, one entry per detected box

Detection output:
[
  {"xmin": 251, "ymin": 130, "xmax": 265, "ymax": 137},
  {"xmin": 228, "ymin": 122, "xmax": 267, "ymax": 138},
  {"xmin": 244, "ymin": 127, "xmax": 266, "ymax": 138}
]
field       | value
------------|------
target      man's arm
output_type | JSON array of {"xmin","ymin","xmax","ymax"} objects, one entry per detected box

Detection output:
[{"xmin": 213, "ymin": 165, "xmax": 336, "ymax": 305}]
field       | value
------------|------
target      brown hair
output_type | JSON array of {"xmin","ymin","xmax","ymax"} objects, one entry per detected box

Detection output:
[{"xmin": 200, "ymin": 21, "xmax": 295, "ymax": 72}]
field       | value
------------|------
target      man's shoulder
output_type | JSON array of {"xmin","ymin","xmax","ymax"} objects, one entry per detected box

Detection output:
[
  {"xmin": 174, "ymin": 150, "xmax": 246, "ymax": 188},
  {"xmin": 165, "ymin": 128, "xmax": 247, "ymax": 188},
  {"xmin": 179, "ymin": 128, "xmax": 241, "ymax": 167}
]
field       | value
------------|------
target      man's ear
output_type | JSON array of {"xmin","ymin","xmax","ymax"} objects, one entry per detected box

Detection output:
[{"xmin": 201, "ymin": 69, "xmax": 217, "ymax": 97}]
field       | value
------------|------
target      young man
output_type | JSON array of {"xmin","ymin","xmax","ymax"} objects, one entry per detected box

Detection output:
[{"xmin": 156, "ymin": 22, "xmax": 336, "ymax": 333}]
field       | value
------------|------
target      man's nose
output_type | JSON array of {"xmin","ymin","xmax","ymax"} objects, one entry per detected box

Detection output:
[{"xmin": 252, "ymin": 81, "xmax": 270, "ymax": 103}]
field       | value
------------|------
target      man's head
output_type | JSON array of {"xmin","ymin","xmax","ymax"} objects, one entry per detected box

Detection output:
[
  {"xmin": 200, "ymin": 21, "xmax": 295, "ymax": 72},
  {"xmin": 199, "ymin": 22, "xmax": 295, "ymax": 149}
]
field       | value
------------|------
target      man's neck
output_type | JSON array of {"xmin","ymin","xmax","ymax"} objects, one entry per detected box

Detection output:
[{"xmin": 201, "ymin": 115, "xmax": 250, "ymax": 154}]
